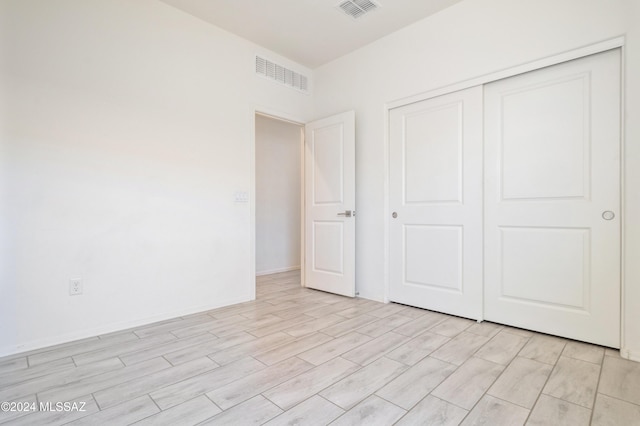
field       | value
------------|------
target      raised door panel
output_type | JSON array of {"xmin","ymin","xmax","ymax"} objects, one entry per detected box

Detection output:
[
  {"xmin": 404, "ymin": 225, "xmax": 463, "ymax": 292},
  {"xmin": 404, "ymin": 103, "xmax": 463, "ymax": 204},
  {"xmin": 311, "ymin": 124, "xmax": 344, "ymax": 205},
  {"xmin": 500, "ymin": 75, "xmax": 590, "ymax": 201},
  {"xmin": 312, "ymin": 221, "xmax": 344, "ymax": 275},
  {"xmin": 499, "ymin": 227, "xmax": 590, "ymax": 310}
]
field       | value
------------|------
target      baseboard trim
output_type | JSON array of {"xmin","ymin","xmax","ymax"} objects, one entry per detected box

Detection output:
[
  {"xmin": 0, "ymin": 295, "xmax": 250, "ymax": 358},
  {"xmin": 256, "ymin": 266, "xmax": 300, "ymax": 276},
  {"xmin": 620, "ymin": 348, "xmax": 640, "ymax": 362}
]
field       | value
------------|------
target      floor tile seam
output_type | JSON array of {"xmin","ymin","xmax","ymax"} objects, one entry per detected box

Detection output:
[
  {"xmin": 204, "ymin": 355, "xmax": 321, "ymax": 410},
  {"xmin": 95, "ymin": 393, "xmax": 153, "ymax": 424},
  {"xmin": 212, "ymin": 335, "xmax": 302, "ymax": 362},
  {"xmin": 134, "ymin": 323, "xmax": 209, "ymax": 339},
  {"xmin": 167, "ymin": 335, "xmax": 247, "ymax": 366},
  {"xmin": 466, "ymin": 329, "xmax": 525, "ymax": 366},
  {"xmin": 89, "ymin": 391, "xmax": 104, "ymax": 411},
  {"xmin": 388, "ymin": 393, "xmax": 461, "ymax": 426},
  {"xmin": 119, "ymin": 333, "xmax": 219, "ymax": 366},
  {"xmin": 538, "ymin": 385, "xmax": 595, "ymax": 410},
  {"xmin": 148, "ymin": 355, "xmax": 267, "ymax": 410},
  {"xmin": 281, "ymin": 322, "xmax": 341, "ymax": 338},
  {"xmin": 343, "ymin": 335, "xmax": 413, "ymax": 366},
  {"xmin": 390, "ymin": 335, "xmax": 453, "ymax": 366},
  {"xmin": 402, "ymin": 355, "xmax": 480, "ymax": 411},
  {"xmin": 376, "ymin": 395, "xmax": 422, "ymax": 426},
  {"xmin": 319, "ymin": 361, "xmax": 409, "ymax": 409},
  {"xmin": 418, "ymin": 355, "xmax": 459, "ymax": 370},
  {"xmin": 484, "ymin": 389, "xmax": 538, "ymax": 411},
  {"xmin": 258, "ymin": 386, "xmax": 331, "ymax": 414},
  {"xmin": 315, "ymin": 393, "xmax": 345, "ymax": 415},
  {"xmin": 71, "ymin": 353, "xmax": 177, "ymax": 389},
  {"xmin": 433, "ymin": 354, "xmax": 513, "ymax": 422},
  {"xmin": 254, "ymin": 355, "xmax": 368, "ymax": 409},
  {"xmin": 501, "ymin": 348, "xmax": 558, "ymax": 425},
  {"xmin": 28, "ymin": 343, "xmax": 122, "ymax": 367},
  {"xmin": 373, "ymin": 361, "xmax": 455, "ymax": 411},
  {"xmin": 561, "ymin": 352, "xmax": 606, "ymax": 366},
  {"xmin": 71, "ymin": 337, "xmax": 179, "ymax": 366},
  {"xmin": 430, "ymin": 390, "xmax": 473, "ymax": 413},
  {"xmin": 253, "ymin": 334, "xmax": 340, "ymax": 365},
  {"xmin": 8, "ymin": 359, "xmax": 124, "ymax": 403},
  {"xmin": 172, "ymin": 317, "xmax": 248, "ymax": 335},
  {"xmin": 203, "ymin": 392, "xmax": 224, "ymax": 413},
  {"xmin": 245, "ymin": 317, "xmax": 318, "ymax": 338},
  {"xmin": 518, "ymin": 351, "xmax": 564, "ymax": 366},
  {"xmin": 528, "ymin": 392, "xmax": 594, "ymax": 426},
  {"xmin": 148, "ymin": 391, "xmax": 225, "ymax": 416},
  {"xmin": 315, "ymin": 392, "xmax": 366, "ymax": 425},
  {"xmin": 366, "ymin": 392, "xmax": 409, "ymax": 414},
  {"xmin": 587, "ymin": 350, "xmax": 607, "ymax": 424},
  {"xmin": 417, "ymin": 317, "xmax": 449, "ymax": 335},
  {"xmin": 320, "ymin": 320, "xmax": 380, "ymax": 338},
  {"xmin": 187, "ymin": 328, "xmax": 230, "ymax": 340},
  {"xmin": 147, "ymin": 392, "xmax": 163, "ymax": 414},
  {"xmin": 21, "ymin": 336, "xmax": 132, "ymax": 364},
  {"xmin": 307, "ymin": 333, "xmax": 374, "ymax": 363},
  {"xmin": 594, "ymin": 390, "xmax": 640, "ymax": 408},
  {"xmin": 210, "ymin": 323, "xmax": 264, "ymax": 339},
  {"xmin": 89, "ymin": 356, "xmax": 223, "ymax": 411},
  {"xmin": 307, "ymin": 310, "xmax": 350, "ymax": 320}
]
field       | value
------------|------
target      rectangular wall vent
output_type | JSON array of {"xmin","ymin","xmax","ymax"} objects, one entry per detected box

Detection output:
[
  {"xmin": 337, "ymin": 0, "xmax": 380, "ymax": 19},
  {"xmin": 255, "ymin": 56, "xmax": 309, "ymax": 93}
]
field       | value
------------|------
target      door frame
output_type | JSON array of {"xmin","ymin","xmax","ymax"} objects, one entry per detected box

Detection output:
[
  {"xmin": 382, "ymin": 36, "xmax": 627, "ymax": 351},
  {"xmin": 251, "ymin": 107, "xmax": 306, "ymax": 301}
]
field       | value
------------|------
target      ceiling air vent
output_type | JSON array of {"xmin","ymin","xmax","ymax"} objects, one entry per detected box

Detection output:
[
  {"xmin": 255, "ymin": 56, "xmax": 309, "ymax": 93},
  {"xmin": 337, "ymin": 0, "xmax": 380, "ymax": 19}
]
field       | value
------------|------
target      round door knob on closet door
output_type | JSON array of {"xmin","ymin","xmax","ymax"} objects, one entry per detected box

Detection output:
[
  {"xmin": 392, "ymin": 212, "xmax": 398, "ymax": 218},
  {"xmin": 602, "ymin": 211, "xmax": 615, "ymax": 220}
]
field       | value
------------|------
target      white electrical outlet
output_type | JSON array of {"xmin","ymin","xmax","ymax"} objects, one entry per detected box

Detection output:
[{"xmin": 69, "ymin": 279, "xmax": 83, "ymax": 296}]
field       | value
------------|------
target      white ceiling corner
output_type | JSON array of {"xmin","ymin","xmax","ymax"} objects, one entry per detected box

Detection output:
[{"xmin": 158, "ymin": 0, "xmax": 464, "ymax": 68}]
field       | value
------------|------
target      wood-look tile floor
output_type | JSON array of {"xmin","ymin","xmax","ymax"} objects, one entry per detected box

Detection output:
[{"xmin": 1, "ymin": 270, "xmax": 639, "ymax": 425}]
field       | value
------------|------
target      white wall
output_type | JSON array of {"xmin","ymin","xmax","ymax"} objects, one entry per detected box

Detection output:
[
  {"xmin": 313, "ymin": 0, "xmax": 640, "ymax": 358},
  {"xmin": 0, "ymin": 0, "xmax": 313, "ymax": 356},
  {"xmin": 255, "ymin": 115, "xmax": 301, "ymax": 275}
]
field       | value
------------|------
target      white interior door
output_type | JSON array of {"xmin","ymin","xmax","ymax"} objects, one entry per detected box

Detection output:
[
  {"xmin": 484, "ymin": 49, "xmax": 621, "ymax": 347},
  {"xmin": 389, "ymin": 87, "xmax": 483, "ymax": 319},
  {"xmin": 304, "ymin": 111, "xmax": 355, "ymax": 297}
]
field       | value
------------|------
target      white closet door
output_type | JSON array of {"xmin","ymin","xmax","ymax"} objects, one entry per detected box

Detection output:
[
  {"xmin": 389, "ymin": 86, "xmax": 483, "ymax": 319},
  {"xmin": 484, "ymin": 49, "xmax": 621, "ymax": 347}
]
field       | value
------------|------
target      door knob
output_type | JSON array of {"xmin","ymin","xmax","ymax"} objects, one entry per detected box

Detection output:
[
  {"xmin": 602, "ymin": 211, "xmax": 615, "ymax": 220},
  {"xmin": 392, "ymin": 212, "xmax": 397, "ymax": 218},
  {"xmin": 338, "ymin": 210, "xmax": 353, "ymax": 217}
]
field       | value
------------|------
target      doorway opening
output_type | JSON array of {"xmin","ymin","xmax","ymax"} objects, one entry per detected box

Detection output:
[{"xmin": 254, "ymin": 113, "xmax": 305, "ymax": 294}]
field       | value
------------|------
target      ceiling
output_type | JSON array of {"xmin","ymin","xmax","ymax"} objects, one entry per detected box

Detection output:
[{"xmin": 158, "ymin": 0, "xmax": 464, "ymax": 69}]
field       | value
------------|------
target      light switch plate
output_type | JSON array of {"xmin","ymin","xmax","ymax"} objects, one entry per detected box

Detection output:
[{"xmin": 234, "ymin": 191, "xmax": 249, "ymax": 203}]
